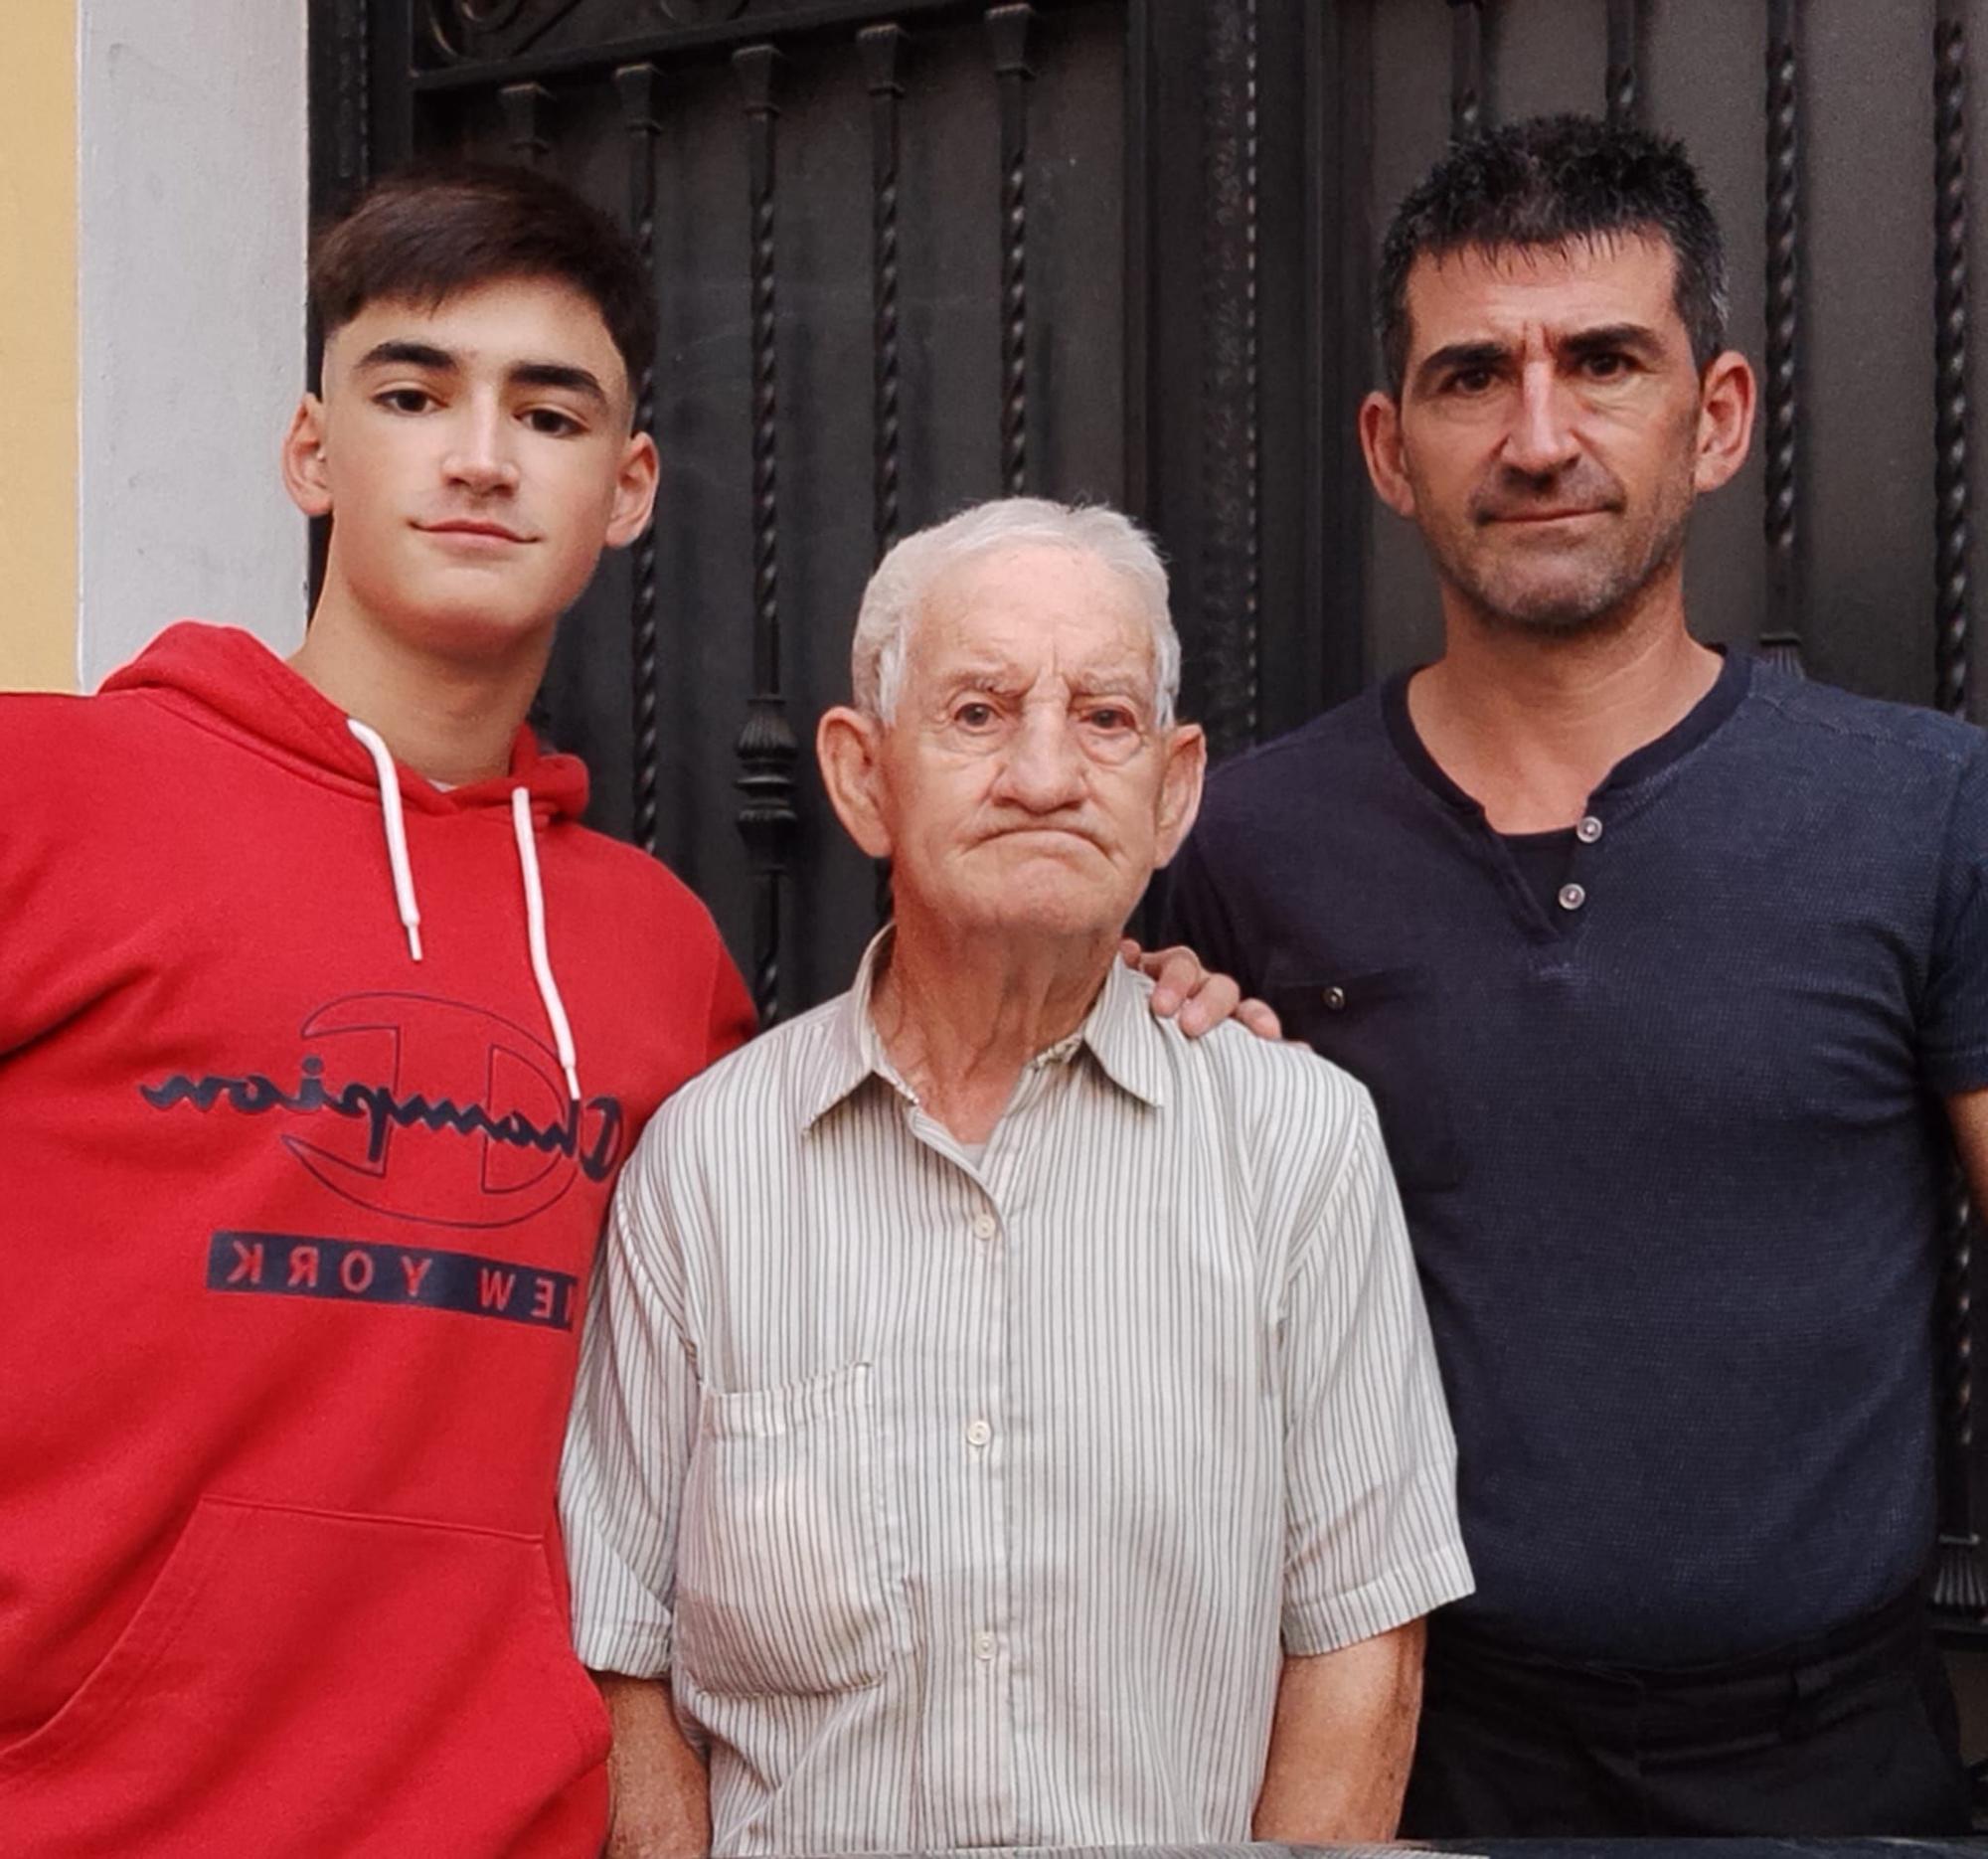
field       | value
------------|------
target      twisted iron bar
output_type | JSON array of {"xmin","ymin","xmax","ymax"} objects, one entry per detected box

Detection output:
[
  {"xmin": 617, "ymin": 64, "xmax": 664, "ymax": 857},
  {"xmin": 862, "ymin": 24, "xmax": 906, "ymax": 562},
  {"xmin": 1937, "ymin": 12, "xmax": 1970, "ymax": 723},
  {"xmin": 1760, "ymin": 0, "xmax": 1806, "ymax": 675},
  {"xmin": 502, "ymin": 82, "xmax": 558, "ymax": 743},
  {"xmin": 732, "ymin": 44, "xmax": 796, "ymax": 1026},
  {"xmin": 862, "ymin": 25, "xmax": 908, "ymax": 932},
  {"xmin": 1605, "ymin": 0, "xmax": 1642, "ymax": 126},
  {"xmin": 989, "ymin": 5, "xmax": 1035, "ymax": 496},
  {"xmin": 1933, "ymin": 0, "xmax": 1984, "ymax": 1617},
  {"xmin": 1201, "ymin": 0, "xmax": 1261, "ymax": 760},
  {"xmin": 1449, "ymin": 0, "xmax": 1485, "ymax": 143}
]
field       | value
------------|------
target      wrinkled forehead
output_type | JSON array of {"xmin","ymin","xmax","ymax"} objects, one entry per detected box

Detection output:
[
  {"xmin": 908, "ymin": 544, "xmax": 1160, "ymax": 693},
  {"xmin": 1403, "ymin": 231, "xmax": 1684, "ymax": 351}
]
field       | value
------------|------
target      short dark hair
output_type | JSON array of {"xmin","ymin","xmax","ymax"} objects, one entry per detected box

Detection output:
[
  {"xmin": 309, "ymin": 162, "xmax": 656, "ymax": 393},
  {"xmin": 1375, "ymin": 113, "xmax": 1729, "ymax": 396}
]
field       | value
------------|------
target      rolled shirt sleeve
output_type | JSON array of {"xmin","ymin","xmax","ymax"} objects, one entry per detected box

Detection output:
[
  {"xmin": 1278, "ymin": 1091, "xmax": 1473, "ymax": 1653},
  {"xmin": 559, "ymin": 1132, "xmax": 703, "ymax": 1677}
]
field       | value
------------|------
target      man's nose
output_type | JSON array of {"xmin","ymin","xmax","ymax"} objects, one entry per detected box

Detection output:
[
  {"xmin": 443, "ymin": 404, "xmax": 520, "ymax": 494},
  {"xmin": 1502, "ymin": 361, "xmax": 1580, "ymax": 476},
  {"xmin": 995, "ymin": 708, "xmax": 1088, "ymax": 811}
]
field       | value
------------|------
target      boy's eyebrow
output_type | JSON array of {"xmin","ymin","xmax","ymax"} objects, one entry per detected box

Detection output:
[
  {"xmin": 349, "ymin": 344, "xmax": 610, "ymax": 411},
  {"xmin": 508, "ymin": 361, "xmax": 609, "ymax": 409},
  {"xmin": 353, "ymin": 339, "xmax": 457, "ymax": 374}
]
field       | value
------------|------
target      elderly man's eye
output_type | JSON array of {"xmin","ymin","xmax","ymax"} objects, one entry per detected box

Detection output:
[
  {"xmin": 954, "ymin": 702, "xmax": 998, "ymax": 729},
  {"xmin": 1084, "ymin": 706, "xmax": 1137, "ymax": 732}
]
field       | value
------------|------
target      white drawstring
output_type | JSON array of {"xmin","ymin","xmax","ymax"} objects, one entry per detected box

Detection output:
[
  {"xmin": 512, "ymin": 787, "xmax": 582, "ymax": 1104},
  {"xmin": 346, "ymin": 718, "xmax": 424, "ymax": 961},
  {"xmin": 344, "ymin": 718, "xmax": 582, "ymax": 1105}
]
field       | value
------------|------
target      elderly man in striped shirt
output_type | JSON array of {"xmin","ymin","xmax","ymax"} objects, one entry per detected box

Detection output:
[{"xmin": 560, "ymin": 497, "xmax": 1472, "ymax": 1857}]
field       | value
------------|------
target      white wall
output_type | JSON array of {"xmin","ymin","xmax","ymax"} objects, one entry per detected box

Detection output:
[{"xmin": 78, "ymin": 2, "xmax": 309, "ymax": 690}]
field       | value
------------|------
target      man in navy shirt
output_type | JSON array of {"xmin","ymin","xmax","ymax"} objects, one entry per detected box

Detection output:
[{"xmin": 1166, "ymin": 113, "xmax": 1988, "ymax": 1835}]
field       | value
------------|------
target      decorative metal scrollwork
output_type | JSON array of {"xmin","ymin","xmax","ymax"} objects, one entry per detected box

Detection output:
[
  {"xmin": 455, "ymin": 0, "xmax": 531, "ymax": 26},
  {"xmin": 656, "ymin": 0, "xmax": 749, "ymax": 22},
  {"xmin": 426, "ymin": 0, "xmax": 586, "ymax": 66}
]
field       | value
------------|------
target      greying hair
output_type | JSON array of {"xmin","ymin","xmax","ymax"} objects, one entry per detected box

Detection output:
[
  {"xmin": 851, "ymin": 498, "xmax": 1181, "ymax": 727},
  {"xmin": 1376, "ymin": 113, "xmax": 1730, "ymax": 397}
]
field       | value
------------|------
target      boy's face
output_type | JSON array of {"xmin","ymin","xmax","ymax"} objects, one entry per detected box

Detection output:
[{"xmin": 284, "ymin": 275, "xmax": 656, "ymax": 663}]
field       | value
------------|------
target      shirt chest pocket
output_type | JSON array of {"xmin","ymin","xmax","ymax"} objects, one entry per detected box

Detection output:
[
  {"xmin": 676, "ymin": 1361, "xmax": 909, "ymax": 1701},
  {"xmin": 1266, "ymin": 962, "xmax": 1466, "ymax": 1194}
]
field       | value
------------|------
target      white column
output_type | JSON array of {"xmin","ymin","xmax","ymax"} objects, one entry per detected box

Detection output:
[{"xmin": 78, "ymin": 0, "xmax": 309, "ymax": 689}]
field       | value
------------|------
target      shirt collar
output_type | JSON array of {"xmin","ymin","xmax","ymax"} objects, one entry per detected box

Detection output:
[{"xmin": 800, "ymin": 927, "xmax": 1170, "ymax": 1131}]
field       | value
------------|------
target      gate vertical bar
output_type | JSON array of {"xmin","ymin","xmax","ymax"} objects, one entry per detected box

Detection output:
[
  {"xmin": 733, "ymin": 44, "xmax": 796, "ymax": 1026},
  {"xmin": 1202, "ymin": 0, "xmax": 1261, "ymax": 760},
  {"xmin": 1449, "ymin": 0, "xmax": 1486, "ymax": 143},
  {"xmin": 617, "ymin": 63, "xmax": 664, "ymax": 858},
  {"xmin": 1932, "ymin": 0, "xmax": 1983, "ymax": 1617},
  {"xmin": 503, "ymin": 81, "xmax": 557, "ymax": 744},
  {"xmin": 988, "ymin": 5, "xmax": 1036, "ymax": 496},
  {"xmin": 862, "ymin": 24, "xmax": 906, "ymax": 561},
  {"xmin": 1937, "ymin": 3, "xmax": 1971, "ymax": 725},
  {"xmin": 1761, "ymin": 0, "xmax": 1806, "ymax": 673},
  {"xmin": 1605, "ymin": 0, "xmax": 1644, "ymax": 127},
  {"xmin": 862, "ymin": 24, "xmax": 906, "ymax": 930}
]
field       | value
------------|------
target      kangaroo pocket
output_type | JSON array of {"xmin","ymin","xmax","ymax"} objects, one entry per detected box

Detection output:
[
  {"xmin": 0, "ymin": 1494, "xmax": 608, "ymax": 1858},
  {"xmin": 677, "ymin": 1361, "xmax": 908, "ymax": 1700}
]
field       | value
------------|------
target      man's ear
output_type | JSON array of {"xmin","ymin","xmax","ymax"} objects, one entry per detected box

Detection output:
[
  {"xmin": 817, "ymin": 706, "xmax": 895, "ymax": 861},
  {"xmin": 1358, "ymin": 390, "xmax": 1417, "ymax": 520},
  {"xmin": 281, "ymin": 396, "xmax": 333, "ymax": 519},
  {"xmin": 604, "ymin": 430, "xmax": 660, "ymax": 549},
  {"xmin": 1153, "ymin": 722, "xmax": 1208, "ymax": 867},
  {"xmin": 1693, "ymin": 348, "xmax": 1756, "ymax": 495}
]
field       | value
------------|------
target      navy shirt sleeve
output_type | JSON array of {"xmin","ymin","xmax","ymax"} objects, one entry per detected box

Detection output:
[
  {"xmin": 1923, "ymin": 737, "xmax": 1988, "ymax": 1096},
  {"xmin": 1159, "ymin": 828, "xmax": 1261, "ymax": 1000}
]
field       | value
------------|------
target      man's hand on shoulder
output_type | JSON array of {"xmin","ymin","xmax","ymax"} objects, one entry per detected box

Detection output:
[{"xmin": 1120, "ymin": 938, "xmax": 1283, "ymax": 1041}]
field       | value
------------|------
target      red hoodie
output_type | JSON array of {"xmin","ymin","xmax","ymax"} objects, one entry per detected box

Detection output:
[{"xmin": 0, "ymin": 623, "xmax": 753, "ymax": 1855}]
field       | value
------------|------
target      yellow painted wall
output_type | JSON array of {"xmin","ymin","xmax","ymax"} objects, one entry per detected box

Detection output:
[{"xmin": 0, "ymin": 1, "xmax": 77, "ymax": 693}]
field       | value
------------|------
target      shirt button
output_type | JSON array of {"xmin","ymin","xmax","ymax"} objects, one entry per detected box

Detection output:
[
  {"xmin": 1576, "ymin": 814, "xmax": 1604, "ymax": 844},
  {"xmin": 965, "ymin": 1418, "xmax": 993, "ymax": 1449},
  {"xmin": 1322, "ymin": 985, "xmax": 1347, "ymax": 1011},
  {"xmin": 1558, "ymin": 882, "xmax": 1587, "ymax": 912},
  {"xmin": 974, "ymin": 1630, "xmax": 997, "ymax": 1661},
  {"xmin": 971, "ymin": 1212, "xmax": 998, "ymax": 1242}
]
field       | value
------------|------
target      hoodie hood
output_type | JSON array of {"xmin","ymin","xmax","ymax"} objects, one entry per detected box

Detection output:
[
  {"xmin": 101, "ymin": 619, "xmax": 590, "ymax": 823},
  {"xmin": 106, "ymin": 620, "xmax": 591, "ymax": 1099}
]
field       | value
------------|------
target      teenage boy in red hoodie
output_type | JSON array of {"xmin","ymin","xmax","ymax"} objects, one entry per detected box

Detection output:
[
  {"xmin": 0, "ymin": 166, "xmax": 749, "ymax": 1857},
  {"xmin": 0, "ymin": 165, "xmax": 1248, "ymax": 1858}
]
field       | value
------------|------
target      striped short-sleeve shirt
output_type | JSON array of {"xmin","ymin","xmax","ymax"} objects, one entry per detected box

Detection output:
[{"xmin": 561, "ymin": 938, "xmax": 1471, "ymax": 1855}]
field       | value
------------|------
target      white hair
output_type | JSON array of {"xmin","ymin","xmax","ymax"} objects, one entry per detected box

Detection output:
[{"xmin": 850, "ymin": 497, "xmax": 1181, "ymax": 728}]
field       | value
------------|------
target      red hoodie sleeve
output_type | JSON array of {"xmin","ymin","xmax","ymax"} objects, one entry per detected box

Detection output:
[{"xmin": 706, "ymin": 940, "xmax": 756, "ymax": 1065}]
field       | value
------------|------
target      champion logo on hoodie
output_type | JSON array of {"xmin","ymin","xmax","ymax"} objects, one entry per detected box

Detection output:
[{"xmin": 138, "ymin": 991, "xmax": 627, "ymax": 1230}]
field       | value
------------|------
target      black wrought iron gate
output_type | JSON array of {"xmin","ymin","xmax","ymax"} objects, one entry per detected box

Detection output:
[{"xmin": 313, "ymin": 0, "xmax": 1988, "ymax": 1631}]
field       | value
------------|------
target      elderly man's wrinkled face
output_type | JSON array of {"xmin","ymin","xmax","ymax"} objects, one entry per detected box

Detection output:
[{"xmin": 856, "ymin": 544, "xmax": 1204, "ymax": 943}]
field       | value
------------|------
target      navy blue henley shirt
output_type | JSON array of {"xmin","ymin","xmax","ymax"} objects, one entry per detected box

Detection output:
[{"xmin": 1164, "ymin": 649, "xmax": 1988, "ymax": 1664}]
